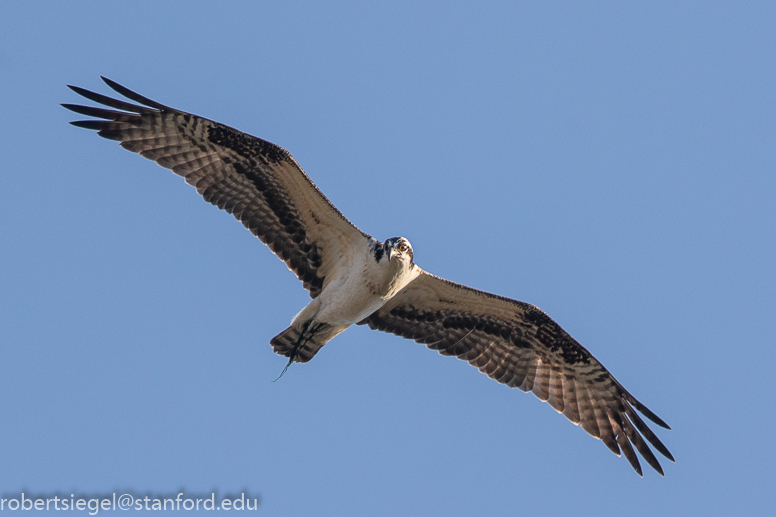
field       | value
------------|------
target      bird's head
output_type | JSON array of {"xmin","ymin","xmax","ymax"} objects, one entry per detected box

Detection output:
[{"xmin": 384, "ymin": 237, "xmax": 414, "ymax": 265}]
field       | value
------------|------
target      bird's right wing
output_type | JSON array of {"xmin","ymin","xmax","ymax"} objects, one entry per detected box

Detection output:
[
  {"xmin": 361, "ymin": 269, "xmax": 674, "ymax": 475},
  {"xmin": 63, "ymin": 77, "xmax": 371, "ymax": 298}
]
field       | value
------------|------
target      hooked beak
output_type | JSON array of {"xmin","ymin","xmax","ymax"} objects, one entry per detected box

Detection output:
[{"xmin": 385, "ymin": 243, "xmax": 393, "ymax": 261}]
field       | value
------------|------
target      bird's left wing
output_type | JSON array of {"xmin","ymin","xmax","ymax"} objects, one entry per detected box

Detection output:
[
  {"xmin": 63, "ymin": 77, "xmax": 371, "ymax": 298},
  {"xmin": 361, "ymin": 269, "xmax": 674, "ymax": 475}
]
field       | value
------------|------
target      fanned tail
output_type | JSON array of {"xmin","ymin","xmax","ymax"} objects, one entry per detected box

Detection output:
[{"xmin": 270, "ymin": 323, "xmax": 346, "ymax": 363}]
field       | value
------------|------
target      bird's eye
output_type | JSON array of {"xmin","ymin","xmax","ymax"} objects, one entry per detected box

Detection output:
[{"xmin": 398, "ymin": 244, "xmax": 407, "ymax": 252}]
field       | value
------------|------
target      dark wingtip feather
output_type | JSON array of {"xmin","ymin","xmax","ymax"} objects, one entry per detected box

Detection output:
[
  {"xmin": 624, "ymin": 404, "xmax": 675, "ymax": 462},
  {"xmin": 623, "ymin": 450, "xmax": 643, "ymax": 476},
  {"xmin": 66, "ymin": 84, "xmax": 151, "ymax": 114},
  {"xmin": 62, "ymin": 103, "xmax": 118, "ymax": 119},
  {"xmin": 624, "ymin": 421, "xmax": 665, "ymax": 475},
  {"xmin": 628, "ymin": 396, "xmax": 670, "ymax": 429},
  {"xmin": 67, "ymin": 84, "xmax": 107, "ymax": 102},
  {"xmin": 601, "ymin": 429, "xmax": 622, "ymax": 457},
  {"xmin": 615, "ymin": 429, "xmax": 643, "ymax": 476},
  {"xmin": 69, "ymin": 120, "xmax": 107, "ymax": 130},
  {"xmin": 101, "ymin": 76, "xmax": 173, "ymax": 111}
]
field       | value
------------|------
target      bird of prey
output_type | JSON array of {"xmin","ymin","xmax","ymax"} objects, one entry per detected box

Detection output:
[{"xmin": 63, "ymin": 77, "xmax": 674, "ymax": 476}]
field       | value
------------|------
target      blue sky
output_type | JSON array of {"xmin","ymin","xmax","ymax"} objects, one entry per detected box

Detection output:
[{"xmin": 1, "ymin": 1, "xmax": 775, "ymax": 515}]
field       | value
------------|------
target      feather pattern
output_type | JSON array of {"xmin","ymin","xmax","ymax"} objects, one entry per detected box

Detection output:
[
  {"xmin": 361, "ymin": 270, "xmax": 674, "ymax": 475},
  {"xmin": 63, "ymin": 77, "xmax": 370, "ymax": 298}
]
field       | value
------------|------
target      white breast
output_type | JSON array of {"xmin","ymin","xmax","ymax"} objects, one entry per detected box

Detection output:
[{"xmin": 312, "ymin": 243, "xmax": 419, "ymax": 326}]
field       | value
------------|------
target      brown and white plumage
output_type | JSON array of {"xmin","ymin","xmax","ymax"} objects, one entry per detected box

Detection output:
[
  {"xmin": 64, "ymin": 77, "xmax": 367, "ymax": 299},
  {"xmin": 64, "ymin": 77, "xmax": 673, "ymax": 476},
  {"xmin": 360, "ymin": 272, "xmax": 674, "ymax": 475}
]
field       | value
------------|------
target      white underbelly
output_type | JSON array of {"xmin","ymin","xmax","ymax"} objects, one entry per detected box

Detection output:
[
  {"xmin": 292, "ymin": 246, "xmax": 418, "ymax": 329},
  {"xmin": 314, "ymin": 276, "xmax": 388, "ymax": 325}
]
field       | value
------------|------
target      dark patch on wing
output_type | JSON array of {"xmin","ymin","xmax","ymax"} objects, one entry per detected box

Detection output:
[
  {"xmin": 207, "ymin": 124, "xmax": 289, "ymax": 164},
  {"xmin": 523, "ymin": 307, "xmax": 592, "ymax": 365},
  {"xmin": 206, "ymin": 160, "xmax": 325, "ymax": 295},
  {"xmin": 373, "ymin": 243, "xmax": 385, "ymax": 263}
]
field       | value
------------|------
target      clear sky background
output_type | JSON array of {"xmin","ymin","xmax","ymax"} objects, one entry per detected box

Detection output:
[{"xmin": 2, "ymin": 2, "xmax": 775, "ymax": 515}]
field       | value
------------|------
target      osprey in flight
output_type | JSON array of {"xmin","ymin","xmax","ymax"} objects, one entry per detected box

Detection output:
[{"xmin": 64, "ymin": 77, "xmax": 673, "ymax": 476}]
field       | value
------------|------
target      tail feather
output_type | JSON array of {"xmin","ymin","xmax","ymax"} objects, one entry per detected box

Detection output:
[
  {"xmin": 270, "ymin": 325, "xmax": 326, "ymax": 363},
  {"xmin": 271, "ymin": 321, "xmax": 350, "ymax": 364}
]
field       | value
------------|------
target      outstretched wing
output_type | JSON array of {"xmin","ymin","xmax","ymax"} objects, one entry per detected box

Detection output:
[
  {"xmin": 63, "ymin": 77, "xmax": 370, "ymax": 298},
  {"xmin": 361, "ymin": 270, "xmax": 674, "ymax": 475}
]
